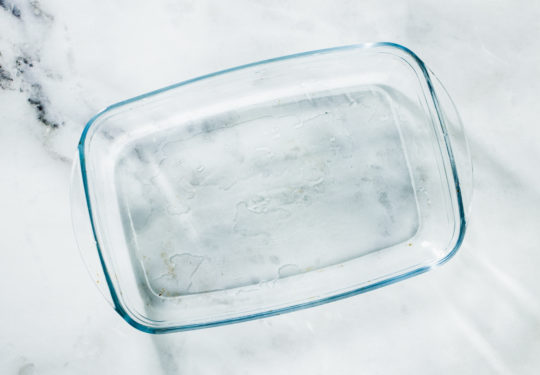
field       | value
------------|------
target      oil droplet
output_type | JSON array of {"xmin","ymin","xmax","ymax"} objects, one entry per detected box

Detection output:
[{"xmin": 278, "ymin": 264, "xmax": 300, "ymax": 278}]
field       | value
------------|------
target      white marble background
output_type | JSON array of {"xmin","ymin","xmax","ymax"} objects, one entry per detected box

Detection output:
[{"xmin": 1, "ymin": 0, "xmax": 539, "ymax": 374}]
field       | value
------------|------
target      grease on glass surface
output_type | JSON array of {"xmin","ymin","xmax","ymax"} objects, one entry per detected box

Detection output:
[{"xmin": 115, "ymin": 87, "xmax": 419, "ymax": 298}]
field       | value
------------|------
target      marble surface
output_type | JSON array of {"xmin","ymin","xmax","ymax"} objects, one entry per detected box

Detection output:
[{"xmin": 1, "ymin": 0, "xmax": 539, "ymax": 374}]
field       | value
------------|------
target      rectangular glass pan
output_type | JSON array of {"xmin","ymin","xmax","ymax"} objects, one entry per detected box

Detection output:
[{"xmin": 76, "ymin": 43, "xmax": 469, "ymax": 333}]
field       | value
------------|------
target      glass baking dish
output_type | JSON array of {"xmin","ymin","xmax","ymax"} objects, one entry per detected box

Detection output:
[{"xmin": 71, "ymin": 42, "xmax": 472, "ymax": 333}]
